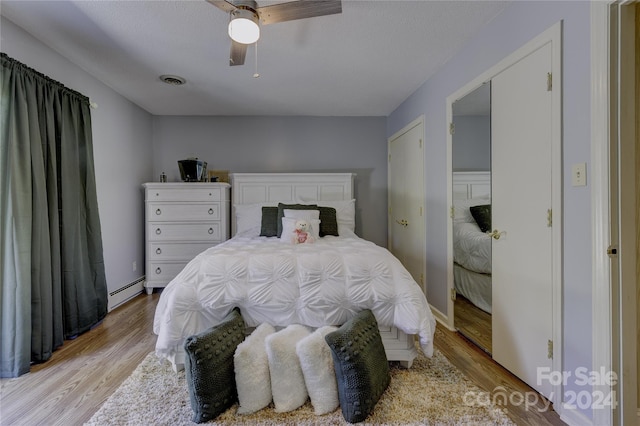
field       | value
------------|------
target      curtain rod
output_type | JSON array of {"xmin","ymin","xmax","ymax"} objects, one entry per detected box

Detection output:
[{"xmin": 1, "ymin": 52, "xmax": 91, "ymax": 106}]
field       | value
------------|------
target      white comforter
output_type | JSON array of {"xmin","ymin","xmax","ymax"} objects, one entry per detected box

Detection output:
[
  {"xmin": 453, "ymin": 222, "xmax": 492, "ymax": 274},
  {"xmin": 153, "ymin": 233, "xmax": 436, "ymax": 361}
]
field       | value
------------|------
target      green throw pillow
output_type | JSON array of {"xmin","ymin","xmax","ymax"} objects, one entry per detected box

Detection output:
[
  {"xmin": 469, "ymin": 204, "xmax": 492, "ymax": 233},
  {"xmin": 276, "ymin": 203, "xmax": 318, "ymax": 237},
  {"xmin": 324, "ymin": 310, "xmax": 390, "ymax": 423},
  {"xmin": 183, "ymin": 308, "xmax": 245, "ymax": 423},
  {"xmin": 259, "ymin": 206, "xmax": 279, "ymax": 237},
  {"xmin": 318, "ymin": 206, "xmax": 339, "ymax": 237}
]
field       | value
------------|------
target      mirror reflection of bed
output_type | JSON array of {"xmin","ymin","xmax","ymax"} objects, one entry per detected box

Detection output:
[{"xmin": 452, "ymin": 84, "xmax": 492, "ymax": 354}]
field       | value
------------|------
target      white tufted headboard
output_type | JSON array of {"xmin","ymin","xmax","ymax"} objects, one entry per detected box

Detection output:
[{"xmin": 452, "ymin": 171, "xmax": 491, "ymax": 200}]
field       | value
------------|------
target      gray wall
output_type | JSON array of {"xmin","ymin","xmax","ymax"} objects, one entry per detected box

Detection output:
[
  {"xmin": 1, "ymin": 17, "xmax": 154, "ymax": 306},
  {"xmin": 152, "ymin": 116, "xmax": 388, "ymax": 245},
  {"xmin": 452, "ymin": 115, "xmax": 491, "ymax": 171},
  {"xmin": 388, "ymin": 1, "xmax": 592, "ymax": 420}
]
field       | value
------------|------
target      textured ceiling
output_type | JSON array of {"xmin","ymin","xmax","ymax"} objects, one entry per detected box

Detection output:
[{"xmin": 1, "ymin": 1, "xmax": 510, "ymax": 116}]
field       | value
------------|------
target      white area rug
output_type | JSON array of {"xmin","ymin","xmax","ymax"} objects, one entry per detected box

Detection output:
[{"xmin": 86, "ymin": 347, "xmax": 515, "ymax": 425}]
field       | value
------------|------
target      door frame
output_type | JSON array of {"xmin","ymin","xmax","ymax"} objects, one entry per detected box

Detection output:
[
  {"xmin": 445, "ymin": 21, "xmax": 563, "ymax": 408},
  {"xmin": 591, "ymin": 2, "xmax": 639, "ymax": 425},
  {"xmin": 387, "ymin": 115, "xmax": 426, "ymax": 294}
]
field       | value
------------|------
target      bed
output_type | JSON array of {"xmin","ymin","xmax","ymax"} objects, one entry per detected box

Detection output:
[
  {"xmin": 153, "ymin": 173, "xmax": 436, "ymax": 371},
  {"xmin": 452, "ymin": 171, "xmax": 492, "ymax": 314}
]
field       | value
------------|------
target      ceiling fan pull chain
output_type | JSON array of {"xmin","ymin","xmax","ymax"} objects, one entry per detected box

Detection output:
[{"xmin": 253, "ymin": 42, "xmax": 260, "ymax": 78}]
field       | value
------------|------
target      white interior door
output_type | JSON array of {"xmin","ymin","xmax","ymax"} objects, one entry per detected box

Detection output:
[
  {"xmin": 491, "ymin": 42, "xmax": 554, "ymax": 398},
  {"xmin": 389, "ymin": 119, "xmax": 425, "ymax": 292}
]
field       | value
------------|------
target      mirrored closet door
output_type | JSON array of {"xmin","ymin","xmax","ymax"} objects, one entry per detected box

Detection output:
[{"xmin": 451, "ymin": 83, "xmax": 492, "ymax": 354}]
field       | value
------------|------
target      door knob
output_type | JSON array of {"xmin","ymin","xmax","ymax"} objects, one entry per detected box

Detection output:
[{"xmin": 488, "ymin": 229, "xmax": 506, "ymax": 240}]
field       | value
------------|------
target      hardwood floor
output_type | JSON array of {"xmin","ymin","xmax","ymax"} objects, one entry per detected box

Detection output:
[
  {"xmin": 0, "ymin": 293, "xmax": 159, "ymax": 426},
  {"xmin": 454, "ymin": 294, "xmax": 492, "ymax": 353},
  {"xmin": 0, "ymin": 293, "xmax": 565, "ymax": 425},
  {"xmin": 436, "ymin": 326, "xmax": 565, "ymax": 426}
]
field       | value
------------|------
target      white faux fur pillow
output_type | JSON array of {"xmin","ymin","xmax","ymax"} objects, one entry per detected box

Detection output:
[
  {"xmin": 265, "ymin": 324, "xmax": 311, "ymax": 412},
  {"xmin": 296, "ymin": 326, "xmax": 339, "ymax": 415},
  {"xmin": 234, "ymin": 323, "xmax": 276, "ymax": 414}
]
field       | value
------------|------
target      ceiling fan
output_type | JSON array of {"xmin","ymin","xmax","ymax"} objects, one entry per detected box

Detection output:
[{"xmin": 206, "ymin": 0, "xmax": 342, "ymax": 66}]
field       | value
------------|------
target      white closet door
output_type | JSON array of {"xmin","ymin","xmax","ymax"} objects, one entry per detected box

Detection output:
[
  {"xmin": 388, "ymin": 119, "xmax": 425, "ymax": 292},
  {"xmin": 491, "ymin": 41, "xmax": 554, "ymax": 398}
]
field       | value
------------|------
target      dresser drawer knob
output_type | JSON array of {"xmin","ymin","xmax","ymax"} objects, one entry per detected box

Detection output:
[
  {"xmin": 155, "ymin": 267, "xmax": 162, "ymax": 274},
  {"xmin": 155, "ymin": 228, "xmax": 162, "ymax": 235},
  {"xmin": 208, "ymin": 227, "xmax": 214, "ymax": 234},
  {"xmin": 208, "ymin": 208, "xmax": 214, "ymax": 215},
  {"xmin": 156, "ymin": 208, "xmax": 162, "ymax": 215},
  {"xmin": 156, "ymin": 247, "xmax": 162, "ymax": 255}
]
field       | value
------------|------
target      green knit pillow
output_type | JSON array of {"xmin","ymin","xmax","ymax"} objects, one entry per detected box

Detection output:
[
  {"xmin": 325, "ymin": 310, "xmax": 390, "ymax": 423},
  {"xmin": 469, "ymin": 204, "xmax": 492, "ymax": 233},
  {"xmin": 259, "ymin": 206, "xmax": 279, "ymax": 237},
  {"xmin": 183, "ymin": 308, "xmax": 245, "ymax": 423},
  {"xmin": 318, "ymin": 206, "xmax": 339, "ymax": 236}
]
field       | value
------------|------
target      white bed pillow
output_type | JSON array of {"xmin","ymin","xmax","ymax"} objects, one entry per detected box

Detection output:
[
  {"xmin": 280, "ymin": 217, "xmax": 321, "ymax": 242},
  {"xmin": 296, "ymin": 198, "xmax": 356, "ymax": 234},
  {"xmin": 283, "ymin": 208, "xmax": 320, "ymax": 221},
  {"xmin": 283, "ymin": 209, "xmax": 321, "ymax": 239},
  {"xmin": 453, "ymin": 197, "xmax": 490, "ymax": 223},
  {"xmin": 234, "ymin": 323, "xmax": 276, "ymax": 414},
  {"xmin": 234, "ymin": 202, "xmax": 292, "ymax": 236},
  {"xmin": 296, "ymin": 326, "xmax": 339, "ymax": 415},
  {"xmin": 265, "ymin": 324, "xmax": 311, "ymax": 412}
]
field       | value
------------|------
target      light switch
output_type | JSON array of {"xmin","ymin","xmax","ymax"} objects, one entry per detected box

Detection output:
[{"xmin": 572, "ymin": 163, "xmax": 587, "ymax": 186}]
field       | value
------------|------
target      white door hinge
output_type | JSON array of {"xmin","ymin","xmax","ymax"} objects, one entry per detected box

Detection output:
[
  {"xmin": 449, "ymin": 122, "xmax": 455, "ymax": 135},
  {"xmin": 547, "ymin": 339, "xmax": 553, "ymax": 359},
  {"xmin": 450, "ymin": 288, "xmax": 457, "ymax": 301},
  {"xmin": 547, "ymin": 209, "xmax": 552, "ymax": 227},
  {"xmin": 547, "ymin": 72, "xmax": 552, "ymax": 91}
]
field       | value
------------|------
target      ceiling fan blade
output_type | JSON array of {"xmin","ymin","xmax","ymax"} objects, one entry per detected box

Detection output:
[
  {"xmin": 229, "ymin": 40, "xmax": 247, "ymax": 66},
  {"xmin": 257, "ymin": 0, "xmax": 341, "ymax": 25},
  {"xmin": 205, "ymin": 0, "xmax": 237, "ymax": 13}
]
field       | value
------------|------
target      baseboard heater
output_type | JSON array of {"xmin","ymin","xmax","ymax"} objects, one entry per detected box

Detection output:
[{"xmin": 108, "ymin": 276, "xmax": 145, "ymax": 312}]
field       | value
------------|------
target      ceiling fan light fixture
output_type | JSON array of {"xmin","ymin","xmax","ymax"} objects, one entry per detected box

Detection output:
[{"xmin": 228, "ymin": 9, "xmax": 260, "ymax": 44}]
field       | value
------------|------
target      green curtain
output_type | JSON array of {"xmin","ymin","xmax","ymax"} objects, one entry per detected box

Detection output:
[{"xmin": 1, "ymin": 53, "xmax": 107, "ymax": 378}]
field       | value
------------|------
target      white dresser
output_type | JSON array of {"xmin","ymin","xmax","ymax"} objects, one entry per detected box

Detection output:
[{"xmin": 143, "ymin": 182, "xmax": 231, "ymax": 294}]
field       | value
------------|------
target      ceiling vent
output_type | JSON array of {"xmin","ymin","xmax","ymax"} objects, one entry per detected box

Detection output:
[{"xmin": 159, "ymin": 75, "xmax": 186, "ymax": 86}]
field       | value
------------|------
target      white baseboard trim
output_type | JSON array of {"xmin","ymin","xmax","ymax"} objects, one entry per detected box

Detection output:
[
  {"xmin": 108, "ymin": 276, "xmax": 145, "ymax": 311},
  {"xmin": 559, "ymin": 403, "xmax": 594, "ymax": 426},
  {"xmin": 430, "ymin": 304, "xmax": 455, "ymax": 331}
]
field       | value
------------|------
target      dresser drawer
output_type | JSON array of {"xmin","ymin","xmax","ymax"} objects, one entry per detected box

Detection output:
[
  {"xmin": 147, "ymin": 187, "xmax": 222, "ymax": 202},
  {"xmin": 147, "ymin": 203, "xmax": 220, "ymax": 222},
  {"xmin": 148, "ymin": 222, "xmax": 221, "ymax": 241},
  {"xmin": 146, "ymin": 261, "xmax": 189, "ymax": 282},
  {"xmin": 148, "ymin": 242, "xmax": 214, "ymax": 260}
]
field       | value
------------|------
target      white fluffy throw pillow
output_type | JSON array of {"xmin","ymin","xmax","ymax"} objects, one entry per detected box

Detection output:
[
  {"xmin": 234, "ymin": 323, "xmax": 276, "ymax": 414},
  {"xmin": 296, "ymin": 326, "xmax": 340, "ymax": 415},
  {"xmin": 265, "ymin": 324, "xmax": 311, "ymax": 412}
]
